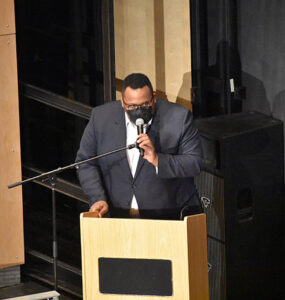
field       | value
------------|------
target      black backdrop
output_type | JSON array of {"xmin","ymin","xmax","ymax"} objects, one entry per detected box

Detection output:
[
  {"xmin": 191, "ymin": 0, "xmax": 285, "ymax": 177},
  {"xmin": 14, "ymin": 1, "xmax": 105, "ymax": 296}
]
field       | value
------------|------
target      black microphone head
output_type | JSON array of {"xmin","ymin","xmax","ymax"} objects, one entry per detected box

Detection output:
[
  {"xmin": 127, "ymin": 143, "xmax": 137, "ymax": 149},
  {"xmin": 135, "ymin": 118, "xmax": 144, "ymax": 126}
]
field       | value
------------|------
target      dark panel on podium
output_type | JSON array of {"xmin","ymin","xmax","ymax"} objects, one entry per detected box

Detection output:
[
  {"xmin": 99, "ymin": 258, "xmax": 172, "ymax": 296},
  {"xmin": 195, "ymin": 112, "xmax": 284, "ymax": 300}
]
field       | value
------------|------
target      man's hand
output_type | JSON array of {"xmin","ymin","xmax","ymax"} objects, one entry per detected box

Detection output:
[
  {"xmin": 137, "ymin": 133, "xmax": 158, "ymax": 167},
  {"xmin": 89, "ymin": 200, "xmax": 109, "ymax": 218}
]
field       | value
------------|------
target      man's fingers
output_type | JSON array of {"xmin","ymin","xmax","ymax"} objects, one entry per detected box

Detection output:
[
  {"xmin": 89, "ymin": 205, "xmax": 98, "ymax": 212},
  {"xmin": 98, "ymin": 204, "xmax": 108, "ymax": 218},
  {"xmin": 137, "ymin": 133, "xmax": 157, "ymax": 166},
  {"xmin": 139, "ymin": 140, "xmax": 154, "ymax": 152},
  {"xmin": 138, "ymin": 133, "xmax": 147, "ymax": 139},
  {"xmin": 89, "ymin": 201, "xmax": 109, "ymax": 218},
  {"xmin": 137, "ymin": 135, "xmax": 148, "ymax": 143},
  {"xmin": 139, "ymin": 140, "xmax": 151, "ymax": 147},
  {"xmin": 137, "ymin": 136, "xmax": 153, "ymax": 147}
]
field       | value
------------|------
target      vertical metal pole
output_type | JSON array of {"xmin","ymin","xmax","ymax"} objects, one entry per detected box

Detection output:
[
  {"xmin": 70, "ymin": 0, "xmax": 84, "ymax": 104},
  {"xmin": 101, "ymin": 0, "xmax": 115, "ymax": 103},
  {"xmin": 190, "ymin": 0, "xmax": 208, "ymax": 117},
  {"xmin": 51, "ymin": 176, "xmax": 58, "ymax": 290},
  {"xmin": 223, "ymin": 0, "xmax": 238, "ymax": 114}
]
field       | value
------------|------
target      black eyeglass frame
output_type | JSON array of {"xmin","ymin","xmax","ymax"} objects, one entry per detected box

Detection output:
[{"xmin": 122, "ymin": 97, "xmax": 154, "ymax": 110}]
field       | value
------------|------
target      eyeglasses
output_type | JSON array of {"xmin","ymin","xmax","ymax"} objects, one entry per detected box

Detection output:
[{"xmin": 123, "ymin": 97, "xmax": 153, "ymax": 110}]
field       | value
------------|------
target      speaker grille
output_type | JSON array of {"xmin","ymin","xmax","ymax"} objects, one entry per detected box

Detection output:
[
  {"xmin": 195, "ymin": 171, "xmax": 226, "ymax": 300},
  {"xmin": 195, "ymin": 171, "xmax": 225, "ymax": 241}
]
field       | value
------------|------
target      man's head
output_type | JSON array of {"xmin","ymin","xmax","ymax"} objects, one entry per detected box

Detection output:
[{"xmin": 121, "ymin": 73, "xmax": 156, "ymax": 124}]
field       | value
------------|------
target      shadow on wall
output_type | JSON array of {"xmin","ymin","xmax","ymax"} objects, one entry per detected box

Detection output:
[
  {"xmin": 153, "ymin": 0, "xmax": 167, "ymax": 102},
  {"xmin": 206, "ymin": 40, "xmax": 271, "ymax": 116},
  {"xmin": 242, "ymin": 71, "xmax": 271, "ymax": 116},
  {"xmin": 205, "ymin": 41, "xmax": 243, "ymax": 115},
  {"xmin": 176, "ymin": 72, "xmax": 192, "ymax": 111},
  {"xmin": 174, "ymin": 41, "xmax": 272, "ymax": 117},
  {"xmin": 272, "ymin": 90, "xmax": 285, "ymax": 173},
  {"xmin": 272, "ymin": 90, "xmax": 285, "ymax": 121}
]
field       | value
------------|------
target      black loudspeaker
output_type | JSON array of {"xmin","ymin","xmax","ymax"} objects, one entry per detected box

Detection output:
[{"xmin": 195, "ymin": 112, "xmax": 284, "ymax": 300}]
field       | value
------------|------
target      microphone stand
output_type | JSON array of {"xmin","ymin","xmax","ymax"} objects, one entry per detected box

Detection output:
[{"xmin": 8, "ymin": 143, "xmax": 136, "ymax": 291}]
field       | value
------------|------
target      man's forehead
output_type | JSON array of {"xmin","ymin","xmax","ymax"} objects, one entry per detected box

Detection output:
[
  {"xmin": 125, "ymin": 85, "xmax": 152, "ymax": 93},
  {"xmin": 123, "ymin": 86, "xmax": 152, "ymax": 101}
]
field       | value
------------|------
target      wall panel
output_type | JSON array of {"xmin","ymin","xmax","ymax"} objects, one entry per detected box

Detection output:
[
  {"xmin": 0, "ymin": 0, "xmax": 24, "ymax": 268},
  {"xmin": 0, "ymin": 0, "xmax": 15, "ymax": 35},
  {"xmin": 114, "ymin": 0, "xmax": 192, "ymax": 108}
]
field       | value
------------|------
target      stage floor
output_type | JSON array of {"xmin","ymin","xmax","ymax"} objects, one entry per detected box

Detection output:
[{"xmin": 0, "ymin": 276, "xmax": 78, "ymax": 300}]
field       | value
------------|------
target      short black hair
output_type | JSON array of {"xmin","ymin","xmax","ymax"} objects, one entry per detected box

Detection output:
[{"xmin": 122, "ymin": 73, "xmax": 153, "ymax": 95}]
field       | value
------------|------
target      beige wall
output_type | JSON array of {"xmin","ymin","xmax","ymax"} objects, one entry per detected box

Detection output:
[
  {"xmin": 0, "ymin": 0, "xmax": 24, "ymax": 268},
  {"xmin": 114, "ymin": 0, "xmax": 192, "ymax": 109}
]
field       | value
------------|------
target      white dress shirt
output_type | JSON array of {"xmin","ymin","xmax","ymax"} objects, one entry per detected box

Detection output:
[{"xmin": 125, "ymin": 113, "xmax": 150, "ymax": 210}]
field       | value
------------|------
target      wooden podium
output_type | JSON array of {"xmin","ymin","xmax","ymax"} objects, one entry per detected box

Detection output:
[{"xmin": 80, "ymin": 212, "xmax": 209, "ymax": 300}]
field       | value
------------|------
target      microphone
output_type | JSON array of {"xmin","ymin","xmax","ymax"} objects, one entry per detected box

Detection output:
[
  {"xmin": 127, "ymin": 143, "xmax": 137, "ymax": 149},
  {"xmin": 135, "ymin": 118, "xmax": 145, "ymax": 157}
]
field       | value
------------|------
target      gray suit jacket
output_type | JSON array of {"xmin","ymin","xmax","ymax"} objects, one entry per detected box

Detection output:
[{"xmin": 76, "ymin": 98, "xmax": 203, "ymax": 219}]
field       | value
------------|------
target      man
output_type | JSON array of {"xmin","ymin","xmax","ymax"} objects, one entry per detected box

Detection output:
[{"xmin": 76, "ymin": 73, "xmax": 202, "ymax": 219}]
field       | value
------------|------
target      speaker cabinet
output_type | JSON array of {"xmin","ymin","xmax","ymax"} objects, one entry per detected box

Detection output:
[{"xmin": 195, "ymin": 112, "xmax": 284, "ymax": 300}]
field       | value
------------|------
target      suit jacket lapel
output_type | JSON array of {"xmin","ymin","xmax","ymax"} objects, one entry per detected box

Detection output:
[{"xmin": 113, "ymin": 104, "xmax": 133, "ymax": 180}]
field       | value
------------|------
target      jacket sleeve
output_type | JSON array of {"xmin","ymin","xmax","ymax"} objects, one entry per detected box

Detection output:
[
  {"xmin": 157, "ymin": 110, "xmax": 202, "ymax": 178},
  {"xmin": 75, "ymin": 110, "xmax": 107, "ymax": 207}
]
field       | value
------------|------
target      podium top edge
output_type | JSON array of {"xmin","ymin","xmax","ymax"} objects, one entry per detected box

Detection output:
[
  {"xmin": 80, "ymin": 212, "xmax": 206, "ymax": 222},
  {"xmin": 80, "ymin": 211, "xmax": 99, "ymax": 218}
]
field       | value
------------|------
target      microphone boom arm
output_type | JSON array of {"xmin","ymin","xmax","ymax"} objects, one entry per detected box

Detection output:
[{"xmin": 8, "ymin": 143, "xmax": 136, "ymax": 189}]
